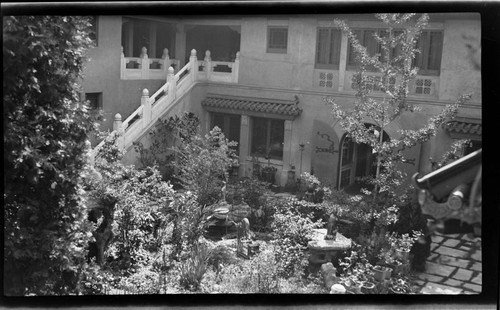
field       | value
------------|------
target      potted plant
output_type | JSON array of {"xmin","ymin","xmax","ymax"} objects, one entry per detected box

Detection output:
[
  {"xmin": 361, "ymin": 281, "xmax": 376, "ymax": 294},
  {"xmin": 388, "ymin": 277, "xmax": 411, "ymax": 294},
  {"xmin": 372, "ymin": 265, "xmax": 393, "ymax": 282},
  {"xmin": 261, "ymin": 165, "xmax": 277, "ymax": 184},
  {"xmin": 378, "ymin": 248, "xmax": 405, "ymax": 275},
  {"xmin": 388, "ymin": 231, "xmax": 423, "ymax": 263}
]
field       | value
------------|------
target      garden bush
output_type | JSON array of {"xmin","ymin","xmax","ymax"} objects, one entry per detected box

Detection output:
[
  {"xmin": 272, "ymin": 198, "xmax": 324, "ymax": 278},
  {"xmin": 178, "ymin": 242, "xmax": 212, "ymax": 291}
]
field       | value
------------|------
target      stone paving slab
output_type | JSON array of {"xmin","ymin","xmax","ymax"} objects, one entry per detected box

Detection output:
[
  {"xmin": 420, "ymin": 283, "xmax": 462, "ymax": 294},
  {"xmin": 434, "ymin": 245, "xmax": 468, "ymax": 258},
  {"xmin": 451, "ymin": 268, "xmax": 474, "ymax": 281},
  {"xmin": 417, "ymin": 233, "xmax": 482, "ymax": 295}
]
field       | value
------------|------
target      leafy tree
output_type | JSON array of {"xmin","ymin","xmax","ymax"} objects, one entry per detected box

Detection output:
[
  {"xmin": 327, "ymin": 14, "xmax": 471, "ymax": 224},
  {"xmin": 3, "ymin": 16, "xmax": 97, "ymax": 295}
]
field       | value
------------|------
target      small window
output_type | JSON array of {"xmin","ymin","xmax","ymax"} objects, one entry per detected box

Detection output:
[
  {"xmin": 267, "ymin": 27, "xmax": 288, "ymax": 54},
  {"xmin": 85, "ymin": 92, "xmax": 102, "ymax": 110},
  {"xmin": 315, "ymin": 28, "xmax": 342, "ymax": 69},
  {"xmin": 251, "ymin": 117, "xmax": 284, "ymax": 160},
  {"xmin": 89, "ymin": 16, "xmax": 98, "ymax": 46}
]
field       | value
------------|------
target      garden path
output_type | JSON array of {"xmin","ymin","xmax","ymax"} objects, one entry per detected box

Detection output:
[{"xmin": 415, "ymin": 231, "xmax": 482, "ymax": 294}]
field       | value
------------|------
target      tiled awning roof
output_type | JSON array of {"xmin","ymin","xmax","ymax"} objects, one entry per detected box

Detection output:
[
  {"xmin": 445, "ymin": 120, "xmax": 482, "ymax": 136},
  {"xmin": 201, "ymin": 94, "xmax": 302, "ymax": 117}
]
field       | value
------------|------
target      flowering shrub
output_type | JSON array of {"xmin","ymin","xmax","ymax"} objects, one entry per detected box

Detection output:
[
  {"xmin": 272, "ymin": 199, "xmax": 324, "ymax": 278},
  {"xmin": 338, "ymin": 243, "xmax": 375, "ymax": 285}
]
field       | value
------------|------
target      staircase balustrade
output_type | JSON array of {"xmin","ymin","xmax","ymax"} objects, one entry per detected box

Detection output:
[{"xmin": 92, "ymin": 48, "xmax": 240, "ymax": 164}]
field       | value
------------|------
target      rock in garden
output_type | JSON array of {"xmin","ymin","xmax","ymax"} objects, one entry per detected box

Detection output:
[{"xmin": 321, "ymin": 262, "xmax": 337, "ymax": 290}]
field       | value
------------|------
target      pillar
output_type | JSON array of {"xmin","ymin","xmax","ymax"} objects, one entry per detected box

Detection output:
[
  {"xmin": 141, "ymin": 88, "xmax": 151, "ymax": 128},
  {"xmin": 239, "ymin": 115, "xmax": 251, "ymax": 177},
  {"xmin": 175, "ymin": 24, "xmax": 186, "ymax": 68},
  {"xmin": 204, "ymin": 50, "xmax": 212, "ymax": 80},
  {"xmin": 190, "ymin": 49, "xmax": 198, "ymax": 82},
  {"xmin": 338, "ymin": 32, "xmax": 349, "ymax": 92},
  {"xmin": 280, "ymin": 119, "xmax": 293, "ymax": 186},
  {"xmin": 140, "ymin": 46, "xmax": 149, "ymax": 79},
  {"xmin": 149, "ymin": 22, "xmax": 157, "ymax": 58}
]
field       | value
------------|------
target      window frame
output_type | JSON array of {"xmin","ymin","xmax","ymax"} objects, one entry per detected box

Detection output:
[
  {"xmin": 412, "ymin": 30, "xmax": 443, "ymax": 76},
  {"xmin": 210, "ymin": 112, "xmax": 241, "ymax": 155},
  {"xmin": 346, "ymin": 28, "xmax": 443, "ymax": 76},
  {"xmin": 315, "ymin": 27, "xmax": 342, "ymax": 70},
  {"xmin": 85, "ymin": 92, "xmax": 102, "ymax": 110},
  {"xmin": 251, "ymin": 117, "xmax": 285, "ymax": 161},
  {"xmin": 347, "ymin": 28, "xmax": 383, "ymax": 71},
  {"xmin": 267, "ymin": 26, "xmax": 288, "ymax": 54}
]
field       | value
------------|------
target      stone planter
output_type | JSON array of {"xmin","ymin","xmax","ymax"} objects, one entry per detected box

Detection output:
[
  {"xmin": 373, "ymin": 266, "xmax": 392, "ymax": 282},
  {"xmin": 361, "ymin": 281, "xmax": 376, "ymax": 294}
]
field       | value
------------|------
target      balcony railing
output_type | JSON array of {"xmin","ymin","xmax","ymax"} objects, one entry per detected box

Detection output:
[{"xmin": 120, "ymin": 46, "xmax": 181, "ymax": 80}]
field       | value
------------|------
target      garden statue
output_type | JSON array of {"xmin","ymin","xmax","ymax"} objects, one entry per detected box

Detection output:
[{"xmin": 325, "ymin": 214, "xmax": 338, "ymax": 241}]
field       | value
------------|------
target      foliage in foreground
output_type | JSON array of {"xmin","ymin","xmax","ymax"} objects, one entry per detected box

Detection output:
[{"xmin": 3, "ymin": 16, "xmax": 97, "ymax": 295}]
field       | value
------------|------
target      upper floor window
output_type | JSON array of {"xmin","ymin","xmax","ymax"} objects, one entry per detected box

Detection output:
[
  {"xmin": 347, "ymin": 29, "xmax": 443, "ymax": 76},
  {"xmin": 412, "ymin": 30, "xmax": 443, "ymax": 76},
  {"xmin": 251, "ymin": 117, "xmax": 284, "ymax": 160},
  {"xmin": 315, "ymin": 28, "xmax": 341, "ymax": 69},
  {"xmin": 267, "ymin": 27, "xmax": 288, "ymax": 54},
  {"xmin": 347, "ymin": 29, "xmax": 381, "ymax": 71}
]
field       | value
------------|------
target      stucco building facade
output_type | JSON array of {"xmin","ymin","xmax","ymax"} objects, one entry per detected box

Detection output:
[{"xmin": 83, "ymin": 13, "xmax": 481, "ymax": 190}]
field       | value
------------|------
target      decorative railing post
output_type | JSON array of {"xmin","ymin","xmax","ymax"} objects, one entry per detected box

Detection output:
[
  {"xmin": 120, "ymin": 46, "xmax": 125, "ymax": 79},
  {"xmin": 189, "ymin": 49, "xmax": 198, "ymax": 82},
  {"xmin": 141, "ymin": 88, "xmax": 151, "ymax": 128},
  {"xmin": 232, "ymin": 51, "xmax": 240, "ymax": 83},
  {"xmin": 140, "ymin": 46, "xmax": 149, "ymax": 79},
  {"xmin": 204, "ymin": 50, "xmax": 212, "ymax": 80},
  {"xmin": 167, "ymin": 66, "xmax": 176, "ymax": 101},
  {"xmin": 162, "ymin": 48, "xmax": 170, "ymax": 76},
  {"xmin": 113, "ymin": 113, "xmax": 124, "ymax": 150},
  {"xmin": 86, "ymin": 140, "xmax": 95, "ymax": 168}
]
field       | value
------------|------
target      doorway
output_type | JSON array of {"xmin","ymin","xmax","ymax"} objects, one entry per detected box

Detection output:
[{"xmin": 338, "ymin": 127, "xmax": 389, "ymax": 193}]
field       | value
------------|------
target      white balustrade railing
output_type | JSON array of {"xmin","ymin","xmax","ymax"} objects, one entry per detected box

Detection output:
[
  {"xmin": 121, "ymin": 46, "xmax": 181, "ymax": 80},
  {"xmin": 92, "ymin": 49, "xmax": 240, "ymax": 164}
]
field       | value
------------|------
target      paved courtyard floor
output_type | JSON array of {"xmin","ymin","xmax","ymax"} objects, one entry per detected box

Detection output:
[{"xmin": 416, "ymin": 231, "xmax": 482, "ymax": 294}]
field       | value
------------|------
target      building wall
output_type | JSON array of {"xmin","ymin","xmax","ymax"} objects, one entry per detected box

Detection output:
[
  {"xmin": 86, "ymin": 13, "xmax": 481, "ymax": 187},
  {"xmin": 82, "ymin": 16, "xmax": 167, "ymax": 136}
]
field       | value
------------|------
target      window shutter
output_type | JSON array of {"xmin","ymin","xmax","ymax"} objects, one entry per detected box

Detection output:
[
  {"xmin": 317, "ymin": 28, "xmax": 330, "ymax": 64},
  {"xmin": 427, "ymin": 31, "xmax": 443, "ymax": 71}
]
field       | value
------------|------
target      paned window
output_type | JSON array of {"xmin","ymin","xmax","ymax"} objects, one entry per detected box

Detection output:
[
  {"xmin": 315, "ymin": 28, "xmax": 342, "ymax": 69},
  {"xmin": 412, "ymin": 31, "xmax": 443, "ymax": 75},
  {"xmin": 267, "ymin": 27, "xmax": 288, "ymax": 53},
  {"xmin": 85, "ymin": 92, "xmax": 102, "ymax": 110},
  {"xmin": 251, "ymin": 117, "xmax": 284, "ymax": 160},
  {"xmin": 211, "ymin": 113, "xmax": 241, "ymax": 154}
]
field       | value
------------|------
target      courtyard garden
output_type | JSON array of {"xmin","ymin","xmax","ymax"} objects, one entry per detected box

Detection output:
[{"xmin": 4, "ymin": 13, "xmax": 483, "ymax": 297}]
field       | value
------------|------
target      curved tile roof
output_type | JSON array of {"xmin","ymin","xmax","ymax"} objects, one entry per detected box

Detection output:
[
  {"xmin": 445, "ymin": 120, "xmax": 482, "ymax": 136},
  {"xmin": 202, "ymin": 94, "xmax": 302, "ymax": 117}
]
